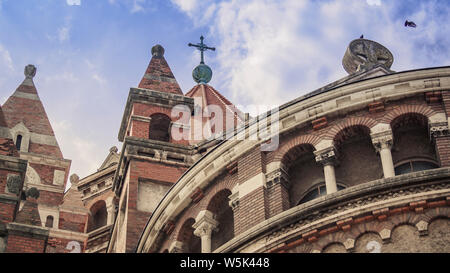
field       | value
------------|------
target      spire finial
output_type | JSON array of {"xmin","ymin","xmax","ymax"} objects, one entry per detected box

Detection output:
[
  {"xmin": 188, "ymin": 35, "xmax": 215, "ymax": 65},
  {"xmin": 151, "ymin": 44, "xmax": 165, "ymax": 57},
  {"xmin": 188, "ymin": 36, "xmax": 215, "ymax": 84},
  {"xmin": 24, "ymin": 64, "xmax": 36, "ymax": 79}
]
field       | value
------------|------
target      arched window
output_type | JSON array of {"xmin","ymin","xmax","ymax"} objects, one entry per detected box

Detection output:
[
  {"xmin": 15, "ymin": 135, "xmax": 22, "ymax": 151},
  {"xmin": 394, "ymin": 159, "xmax": 439, "ymax": 175},
  {"xmin": 297, "ymin": 183, "xmax": 346, "ymax": 205},
  {"xmin": 149, "ymin": 113, "xmax": 171, "ymax": 142},
  {"xmin": 207, "ymin": 189, "xmax": 234, "ymax": 252},
  {"xmin": 88, "ymin": 200, "xmax": 108, "ymax": 232},
  {"xmin": 45, "ymin": 215, "xmax": 54, "ymax": 228},
  {"xmin": 177, "ymin": 218, "xmax": 200, "ymax": 253},
  {"xmin": 391, "ymin": 113, "xmax": 438, "ymax": 171}
]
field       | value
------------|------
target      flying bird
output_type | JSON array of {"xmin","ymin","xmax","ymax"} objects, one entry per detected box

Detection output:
[{"xmin": 404, "ymin": 20, "xmax": 417, "ymax": 28}]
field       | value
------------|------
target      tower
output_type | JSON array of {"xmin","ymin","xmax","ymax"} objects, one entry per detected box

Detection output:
[{"xmin": 109, "ymin": 45, "xmax": 195, "ymax": 252}]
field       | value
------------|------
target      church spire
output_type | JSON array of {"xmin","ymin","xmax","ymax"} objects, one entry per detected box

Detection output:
[
  {"xmin": 2, "ymin": 64, "xmax": 63, "ymax": 158},
  {"xmin": 138, "ymin": 44, "xmax": 184, "ymax": 95}
]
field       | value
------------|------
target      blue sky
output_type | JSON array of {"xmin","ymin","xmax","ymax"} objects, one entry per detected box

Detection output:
[{"xmin": 0, "ymin": 0, "xmax": 449, "ymax": 185}]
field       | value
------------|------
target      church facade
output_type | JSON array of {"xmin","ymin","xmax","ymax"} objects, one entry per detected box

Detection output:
[{"xmin": 0, "ymin": 38, "xmax": 449, "ymax": 253}]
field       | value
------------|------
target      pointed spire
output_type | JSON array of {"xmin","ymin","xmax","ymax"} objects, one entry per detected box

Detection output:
[
  {"xmin": 138, "ymin": 45, "xmax": 184, "ymax": 95},
  {"xmin": 2, "ymin": 65, "xmax": 63, "ymax": 158}
]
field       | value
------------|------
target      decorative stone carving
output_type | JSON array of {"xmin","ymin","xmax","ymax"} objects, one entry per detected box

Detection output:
[
  {"xmin": 379, "ymin": 228, "xmax": 391, "ymax": 242},
  {"xmin": 265, "ymin": 167, "xmax": 290, "ymax": 189},
  {"xmin": 342, "ymin": 39, "xmax": 394, "ymax": 74},
  {"xmin": 416, "ymin": 220, "xmax": 429, "ymax": 236},
  {"xmin": 429, "ymin": 122, "xmax": 449, "ymax": 139},
  {"xmin": 343, "ymin": 238, "xmax": 355, "ymax": 251},
  {"xmin": 371, "ymin": 130, "xmax": 393, "ymax": 152},
  {"xmin": 6, "ymin": 174, "xmax": 22, "ymax": 194},
  {"xmin": 314, "ymin": 146, "xmax": 338, "ymax": 166},
  {"xmin": 193, "ymin": 211, "xmax": 219, "ymax": 238}
]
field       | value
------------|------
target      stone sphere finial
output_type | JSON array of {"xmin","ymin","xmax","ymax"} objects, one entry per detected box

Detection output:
[
  {"xmin": 26, "ymin": 187, "xmax": 40, "ymax": 199},
  {"xmin": 70, "ymin": 174, "xmax": 80, "ymax": 185},
  {"xmin": 151, "ymin": 44, "xmax": 165, "ymax": 57},
  {"xmin": 342, "ymin": 38, "xmax": 393, "ymax": 74},
  {"xmin": 192, "ymin": 63, "xmax": 213, "ymax": 84},
  {"xmin": 24, "ymin": 64, "xmax": 37, "ymax": 79},
  {"xmin": 110, "ymin": 146, "xmax": 118, "ymax": 153}
]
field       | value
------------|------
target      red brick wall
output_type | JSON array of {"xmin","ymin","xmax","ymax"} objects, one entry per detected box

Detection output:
[
  {"xmin": 436, "ymin": 137, "xmax": 450, "ymax": 167},
  {"xmin": 125, "ymin": 209, "xmax": 151, "ymax": 253},
  {"xmin": 265, "ymin": 183, "xmax": 290, "ymax": 218},
  {"xmin": 38, "ymin": 190, "xmax": 64, "ymax": 207},
  {"xmin": 59, "ymin": 212, "xmax": 88, "ymax": 233},
  {"xmin": 29, "ymin": 163, "xmax": 65, "ymax": 186},
  {"xmin": 0, "ymin": 202, "xmax": 16, "ymax": 223},
  {"xmin": 6, "ymin": 234, "xmax": 46, "ymax": 253},
  {"xmin": 28, "ymin": 143, "xmax": 63, "ymax": 158}
]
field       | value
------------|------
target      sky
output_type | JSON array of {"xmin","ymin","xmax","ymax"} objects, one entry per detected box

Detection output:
[{"xmin": 0, "ymin": 0, "xmax": 449, "ymax": 189}]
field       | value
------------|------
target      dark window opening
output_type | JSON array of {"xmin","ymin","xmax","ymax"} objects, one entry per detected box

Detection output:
[
  {"xmin": 394, "ymin": 160, "xmax": 439, "ymax": 176},
  {"xmin": 149, "ymin": 113, "xmax": 171, "ymax": 142},
  {"xmin": 298, "ymin": 183, "xmax": 345, "ymax": 205},
  {"xmin": 15, "ymin": 135, "xmax": 22, "ymax": 151},
  {"xmin": 88, "ymin": 201, "xmax": 108, "ymax": 232},
  {"xmin": 45, "ymin": 216, "xmax": 54, "ymax": 228}
]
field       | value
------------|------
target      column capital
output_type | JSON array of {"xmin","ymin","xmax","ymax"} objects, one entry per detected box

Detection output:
[
  {"xmin": 314, "ymin": 146, "xmax": 338, "ymax": 166},
  {"xmin": 193, "ymin": 210, "xmax": 219, "ymax": 238},
  {"xmin": 429, "ymin": 122, "xmax": 449, "ymax": 139},
  {"xmin": 265, "ymin": 167, "xmax": 290, "ymax": 189},
  {"xmin": 371, "ymin": 130, "xmax": 393, "ymax": 152}
]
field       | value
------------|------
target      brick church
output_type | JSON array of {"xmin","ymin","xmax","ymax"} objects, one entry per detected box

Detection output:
[{"xmin": 0, "ymin": 37, "xmax": 449, "ymax": 253}]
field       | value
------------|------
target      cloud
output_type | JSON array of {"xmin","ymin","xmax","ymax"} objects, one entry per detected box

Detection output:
[
  {"xmin": 131, "ymin": 0, "xmax": 145, "ymax": 13},
  {"xmin": 0, "ymin": 44, "xmax": 14, "ymax": 72},
  {"xmin": 172, "ymin": 0, "xmax": 450, "ymax": 108},
  {"xmin": 366, "ymin": 0, "xmax": 381, "ymax": 6},
  {"xmin": 66, "ymin": 0, "xmax": 81, "ymax": 6},
  {"xmin": 58, "ymin": 26, "xmax": 70, "ymax": 42}
]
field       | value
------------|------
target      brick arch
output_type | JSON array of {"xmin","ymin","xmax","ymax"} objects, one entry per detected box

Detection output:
[
  {"xmin": 381, "ymin": 104, "xmax": 436, "ymax": 126},
  {"xmin": 175, "ymin": 218, "xmax": 200, "ymax": 253},
  {"xmin": 323, "ymin": 116, "xmax": 378, "ymax": 141},
  {"xmin": 176, "ymin": 218, "xmax": 196, "ymax": 242},
  {"xmin": 206, "ymin": 189, "xmax": 233, "ymax": 215},
  {"xmin": 272, "ymin": 134, "xmax": 322, "ymax": 163},
  {"xmin": 321, "ymin": 241, "xmax": 347, "ymax": 253},
  {"xmin": 422, "ymin": 206, "xmax": 450, "ymax": 223}
]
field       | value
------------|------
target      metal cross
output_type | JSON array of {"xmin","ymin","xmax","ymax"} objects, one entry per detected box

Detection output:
[{"xmin": 188, "ymin": 35, "xmax": 215, "ymax": 64}]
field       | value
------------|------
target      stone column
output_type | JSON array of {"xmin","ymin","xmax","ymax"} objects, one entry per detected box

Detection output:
[
  {"xmin": 193, "ymin": 210, "xmax": 219, "ymax": 253},
  {"xmin": 371, "ymin": 130, "xmax": 395, "ymax": 178},
  {"xmin": 314, "ymin": 147, "xmax": 338, "ymax": 194}
]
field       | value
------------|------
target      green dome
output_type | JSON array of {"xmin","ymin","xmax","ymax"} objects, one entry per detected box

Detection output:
[{"xmin": 192, "ymin": 63, "xmax": 212, "ymax": 84}]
